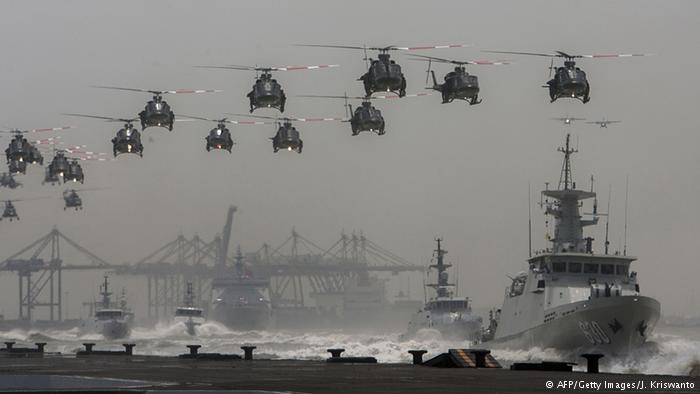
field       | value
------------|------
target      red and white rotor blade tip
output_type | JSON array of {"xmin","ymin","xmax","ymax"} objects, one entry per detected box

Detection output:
[
  {"xmin": 34, "ymin": 137, "xmax": 62, "ymax": 144},
  {"xmin": 394, "ymin": 44, "xmax": 470, "ymax": 51},
  {"xmin": 373, "ymin": 92, "xmax": 432, "ymax": 99},
  {"xmin": 164, "ymin": 89, "xmax": 223, "ymax": 94},
  {"xmin": 469, "ymin": 60, "xmax": 510, "ymax": 65},
  {"xmin": 29, "ymin": 126, "xmax": 74, "ymax": 133},
  {"xmin": 293, "ymin": 117, "xmax": 345, "ymax": 122},
  {"xmin": 273, "ymin": 65, "xmax": 340, "ymax": 71},
  {"xmin": 580, "ymin": 53, "xmax": 654, "ymax": 58}
]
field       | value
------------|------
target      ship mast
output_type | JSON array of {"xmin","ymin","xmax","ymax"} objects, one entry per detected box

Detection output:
[
  {"xmin": 99, "ymin": 275, "xmax": 111, "ymax": 309},
  {"xmin": 542, "ymin": 134, "xmax": 598, "ymax": 254},
  {"xmin": 184, "ymin": 282, "xmax": 195, "ymax": 307},
  {"xmin": 427, "ymin": 238, "xmax": 453, "ymax": 298}
]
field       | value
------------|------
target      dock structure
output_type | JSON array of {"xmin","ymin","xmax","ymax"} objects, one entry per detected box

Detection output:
[{"xmin": 1, "ymin": 206, "xmax": 423, "ymax": 322}]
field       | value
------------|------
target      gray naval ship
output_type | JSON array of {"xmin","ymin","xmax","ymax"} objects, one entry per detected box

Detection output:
[
  {"xmin": 406, "ymin": 239, "xmax": 482, "ymax": 341},
  {"xmin": 211, "ymin": 247, "xmax": 272, "ymax": 330},
  {"xmin": 483, "ymin": 134, "xmax": 660, "ymax": 354},
  {"xmin": 89, "ymin": 276, "xmax": 134, "ymax": 340},
  {"xmin": 174, "ymin": 282, "xmax": 205, "ymax": 336}
]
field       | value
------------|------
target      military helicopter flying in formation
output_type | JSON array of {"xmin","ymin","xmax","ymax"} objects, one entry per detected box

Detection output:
[
  {"xmin": 552, "ymin": 116, "xmax": 586, "ymax": 125},
  {"xmin": 93, "ymin": 86, "xmax": 222, "ymax": 131},
  {"xmin": 2, "ymin": 127, "xmax": 70, "ymax": 173},
  {"xmin": 406, "ymin": 54, "xmax": 509, "ymax": 105},
  {"xmin": 64, "ymin": 114, "xmax": 145, "ymax": 157},
  {"xmin": 586, "ymin": 118, "xmax": 622, "ymax": 128},
  {"xmin": 298, "ymin": 92, "xmax": 430, "ymax": 136},
  {"xmin": 1, "ymin": 197, "xmax": 47, "ymax": 221},
  {"xmin": 229, "ymin": 114, "xmax": 344, "ymax": 153},
  {"xmin": 297, "ymin": 44, "xmax": 467, "ymax": 98},
  {"xmin": 484, "ymin": 50, "xmax": 652, "ymax": 103},
  {"xmin": 196, "ymin": 64, "xmax": 338, "ymax": 113},
  {"xmin": 62, "ymin": 187, "xmax": 108, "ymax": 211},
  {"xmin": 179, "ymin": 115, "xmax": 271, "ymax": 152},
  {"xmin": 0, "ymin": 172, "xmax": 21, "ymax": 189}
]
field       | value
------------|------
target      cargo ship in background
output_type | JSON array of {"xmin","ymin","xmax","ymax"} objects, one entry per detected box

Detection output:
[{"xmin": 484, "ymin": 134, "xmax": 660, "ymax": 353}]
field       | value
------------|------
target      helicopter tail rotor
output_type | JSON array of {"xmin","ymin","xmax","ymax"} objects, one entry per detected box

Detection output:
[{"xmin": 548, "ymin": 57, "xmax": 554, "ymax": 79}]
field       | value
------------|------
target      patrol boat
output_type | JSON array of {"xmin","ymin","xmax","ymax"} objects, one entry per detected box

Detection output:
[
  {"xmin": 485, "ymin": 134, "xmax": 660, "ymax": 353},
  {"xmin": 174, "ymin": 282, "xmax": 204, "ymax": 336},
  {"xmin": 211, "ymin": 247, "xmax": 272, "ymax": 330},
  {"xmin": 92, "ymin": 276, "xmax": 133, "ymax": 339},
  {"xmin": 406, "ymin": 239, "xmax": 482, "ymax": 341}
]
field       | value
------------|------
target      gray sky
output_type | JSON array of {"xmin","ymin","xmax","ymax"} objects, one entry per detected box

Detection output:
[{"xmin": 1, "ymin": 0, "xmax": 698, "ymax": 319}]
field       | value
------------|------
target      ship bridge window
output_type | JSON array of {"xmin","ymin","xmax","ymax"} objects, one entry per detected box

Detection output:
[
  {"xmin": 601, "ymin": 264, "xmax": 615, "ymax": 275},
  {"xmin": 568, "ymin": 262, "xmax": 582, "ymax": 273},
  {"xmin": 616, "ymin": 265, "xmax": 629, "ymax": 276},
  {"xmin": 584, "ymin": 263, "xmax": 599, "ymax": 274},
  {"xmin": 552, "ymin": 262, "xmax": 566, "ymax": 273}
]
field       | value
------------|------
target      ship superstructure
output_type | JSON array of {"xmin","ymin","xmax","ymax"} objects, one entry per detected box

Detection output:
[
  {"xmin": 487, "ymin": 134, "xmax": 660, "ymax": 353},
  {"xmin": 406, "ymin": 239, "xmax": 482, "ymax": 340}
]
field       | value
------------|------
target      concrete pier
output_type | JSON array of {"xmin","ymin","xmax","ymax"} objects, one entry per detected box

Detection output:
[{"xmin": 0, "ymin": 354, "xmax": 696, "ymax": 393}]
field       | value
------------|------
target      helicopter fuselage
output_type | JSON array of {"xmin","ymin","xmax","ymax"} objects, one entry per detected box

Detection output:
[
  {"xmin": 248, "ymin": 75, "xmax": 286, "ymax": 112},
  {"xmin": 433, "ymin": 69, "xmax": 481, "ymax": 104},
  {"xmin": 63, "ymin": 160, "xmax": 84, "ymax": 183},
  {"xmin": 63, "ymin": 191, "xmax": 83, "ymax": 210},
  {"xmin": 8, "ymin": 159, "xmax": 27, "ymax": 175},
  {"xmin": 547, "ymin": 64, "xmax": 590, "ymax": 103},
  {"xmin": 140, "ymin": 100, "xmax": 175, "ymax": 130},
  {"xmin": 206, "ymin": 126, "xmax": 234, "ymax": 152},
  {"xmin": 2, "ymin": 202, "xmax": 19, "ymax": 221},
  {"xmin": 271, "ymin": 124, "xmax": 302, "ymax": 153},
  {"xmin": 362, "ymin": 55, "xmax": 406, "ymax": 97},
  {"xmin": 351, "ymin": 103, "xmax": 385, "ymax": 135},
  {"xmin": 112, "ymin": 127, "xmax": 144, "ymax": 157}
]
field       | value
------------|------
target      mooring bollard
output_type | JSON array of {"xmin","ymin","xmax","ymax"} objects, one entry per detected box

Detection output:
[
  {"xmin": 4, "ymin": 342, "xmax": 15, "ymax": 351},
  {"xmin": 35, "ymin": 343, "xmax": 46, "ymax": 353},
  {"xmin": 470, "ymin": 349, "xmax": 491, "ymax": 368},
  {"xmin": 581, "ymin": 353, "xmax": 604, "ymax": 373},
  {"xmin": 327, "ymin": 348, "xmax": 345, "ymax": 358},
  {"xmin": 408, "ymin": 350, "xmax": 427, "ymax": 365},
  {"xmin": 82, "ymin": 343, "xmax": 95, "ymax": 353},
  {"xmin": 241, "ymin": 346, "xmax": 256, "ymax": 360},
  {"xmin": 122, "ymin": 344, "xmax": 136, "ymax": 355},
  {"xmin": 187, "ymin": 345, "xmax": 201, "ymax": 356}
]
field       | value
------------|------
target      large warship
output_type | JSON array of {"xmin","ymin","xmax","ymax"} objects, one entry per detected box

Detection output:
[
  {"xmin": 87, "ymin": 276, "xmax": 133, "ymax": 339},
  {"xmin": 405, "ymin": 239, "xmax": 482, "ymax": 341},
  {"xmin": 211, "ymin": 247, "xmax": 272, "ymax": 330},
  {"xmin": 484, "ymin": 134, "xmax": 660, "ymax": 353}
]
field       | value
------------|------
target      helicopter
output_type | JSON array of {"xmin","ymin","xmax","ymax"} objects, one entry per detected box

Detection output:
[
  {"xmin": 62, "ymin": 187, "xmax": 107, "ymax": 210},
  {"xmin": 65, "ymin": 114, "xmax": 145, "ymax": 157},
  {"xmin": 297, "ymin": 44, "xmax": 467, "ymax": 98},
  {"xmin": 298, "ymin": 92, "xmax": 429, "ymax": 136},
  {"xmin": 196, "ymin": 64, "xmax": 338, "ymax": 113},
  {"xmin": 228, "ymin": 114, "xmax": 344, "ymax": 153},
  {"xmin": 407, "ymin": 54, "xmax": 509, "ymax": 105},
  {"xmin": 63, "ymin": 159, "xmax": 84, "ymax": 183},
  {"xmin": 7, "ymin": 159, "xmax": 27, "ymax": 175},
  {"xmin": 0, "ymin": 172, "xmax": 21, "ymax": 189},
  {"xmin": 586, "ymin": 118, "xmax": 621, "ymax": 128},
  {"xmin": 552, "ymin": 116, "xmax": 586, "ymax": 125},
  {"xmin": 1, "ymin": 197, "xmax": 47, "ymax": 221},
  {"xmin": 180, "ymin": 115, "xmax": 270, "ymax": 152},
  {"xmin": 2, "ymin": 127, "xmax": 69, "ymax": 169},
  {"xmin": 93, "ymin": 86, "xmax": 222, "ymax": 131},
  {"xmin": 484, "ymin": 50, "xmax": 652, "ymax": 103}
]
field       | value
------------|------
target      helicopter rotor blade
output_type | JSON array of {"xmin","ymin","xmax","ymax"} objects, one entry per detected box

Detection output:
[
  {"xmin": 391, "ymin": 44, "xmax": 470, "ymax": 51},
  {"xmin": 63, "ymin": 113, "xmax": 138, "ymax": 123},
  {"xmin": 578, "ymin": 53, "xmax": 654, "ymax": 58},
  {"xmin": 484, "ymin": 50, "xmax": 559, "ymax": 57},
  {"xmin": 93, "ymin": 85, "xmax": 159, "ymax": 94},
  {"xmin": 3, "ymin": 196, "xmax": 51, "ymax": 203},
  {"xmin": 225, "ymin": 113, "xmax": 279, "ymax": 121},
  {"xmin": 194, "ymin": 65, "xmax": 256, "ymax": 71},
  {"xmin": 162, "ymin": 89, "xmax": 223, "ymax": 94},
  {"xmin": 408, "ymin": 54, "xmax": 510, "ymax": 65}
]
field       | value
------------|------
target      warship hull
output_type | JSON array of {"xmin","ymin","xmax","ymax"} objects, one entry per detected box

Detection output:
[
  {"xmin": 490, "ymin": 295, "xmax": 660, "ymax": 354},
  {"xmin": 211, "ymin": 305, "xmax": 271, "ymax": 331},
  {"xmin": 102, "ymin": 321, "xmax": 130, "ymax": 340}
]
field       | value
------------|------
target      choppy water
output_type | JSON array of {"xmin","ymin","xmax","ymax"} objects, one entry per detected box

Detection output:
[{"xmin": 1, "ymin": 321, "xmax": 698, "ymax": 376}]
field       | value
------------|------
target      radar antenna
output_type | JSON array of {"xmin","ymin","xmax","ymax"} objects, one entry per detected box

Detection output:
[{"xmin": 557, "ymin": 133, "xmax": 578, "ymax": 190}]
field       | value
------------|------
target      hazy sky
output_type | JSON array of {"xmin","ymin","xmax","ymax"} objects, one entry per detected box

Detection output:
[{"xmin": 1, "ymin": 0, "xmax": 698, "ymax": 319}]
